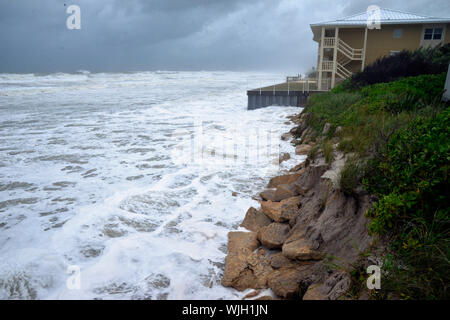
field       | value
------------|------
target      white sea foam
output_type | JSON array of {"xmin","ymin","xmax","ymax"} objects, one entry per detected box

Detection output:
[{"xmin": 0, "ymin": 71, "xmax": 304, "ymax": 300}]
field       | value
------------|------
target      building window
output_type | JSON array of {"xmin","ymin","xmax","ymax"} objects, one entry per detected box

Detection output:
[
  {"xmin": 393, "ymin": 29, "xmax": 403, "ymax": 39},
  {"xmin": 424, "ymin": 27, "xmax": 443, "ymax": 40}
]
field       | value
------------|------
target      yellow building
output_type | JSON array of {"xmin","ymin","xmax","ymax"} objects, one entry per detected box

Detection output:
[{"xmin": 310, "ymin": 8, "xmax": 450, "ymax": 90}]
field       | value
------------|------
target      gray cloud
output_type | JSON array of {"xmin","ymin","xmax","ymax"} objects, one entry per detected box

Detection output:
[{"xmin": 0, "ymin": 0, "xmax": 449, "ymax": 73}]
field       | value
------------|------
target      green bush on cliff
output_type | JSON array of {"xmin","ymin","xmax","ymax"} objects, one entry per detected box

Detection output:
[
  {"xmin": 303, "ymin": 67, "xmax": 449, "ymax": 299},
  {"xmin": 347, "ymin": 44, "xmax": 450, "ymax": 89},
  {"xmin": 358, "ymin": 73, "xmax": 446, "ymax": 114},
  {"xmin": 364, "ymin": 109, "xmax": 450, "ymax": 299},
  {"xmin": 306, "ymin": 73, "xmax": 447, "ymax": 157}
]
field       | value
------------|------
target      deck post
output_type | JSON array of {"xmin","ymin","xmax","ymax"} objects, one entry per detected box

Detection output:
[
  {"xmin": 318, "ymin": 27, "xmax": 325, "ymax": 91},
  {"xmin": 362, "ymin": 27, "xmax": 368, "ymax": 71},
  {"xmin": 331, "ymin": 27, "xmax": 339, "ymax": 89}
]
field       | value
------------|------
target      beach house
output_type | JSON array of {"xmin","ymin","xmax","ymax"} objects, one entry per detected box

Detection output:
[
  {"xmin": 247, "ymin": 8, "xmax": 450, "ymax": 109},
  {"xmin": 311, "ymin": 8, "xmax": 450, "ymax": 90}
]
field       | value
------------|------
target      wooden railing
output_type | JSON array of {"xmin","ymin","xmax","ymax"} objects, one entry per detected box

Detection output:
[
  {"xmin": 320, "ymin": 37, "xmax": 363, "ymax": 61},
  {"xmin": 323, "ymin": 37, "xmax": 335, "ymax": 47},
  {"xmin": 286, "ymin": 75, "xmax": 302, "ymax": 82},
  {"xmin": 338, "ymin": 39, "xmax": 363, "ymax": 60},
  {"xmin": 336, "ymin": 62, "xmax": 353, "ymax": 79},
  {"xmin": 322, "ymin": 61, "xmax": 334, "ymax": 71}
]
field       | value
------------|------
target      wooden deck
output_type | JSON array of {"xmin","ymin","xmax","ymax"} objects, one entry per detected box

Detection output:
[{"xmin": 247, "ymin": 80, "xmax": 328, "ymax": 110}]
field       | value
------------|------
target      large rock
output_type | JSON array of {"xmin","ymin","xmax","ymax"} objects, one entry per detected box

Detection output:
[
  {"xmin": 222, "ymin": 233, "xmax": 273, "ymax": 291},
  {"xmin": 303, "ymin": 272, "xmax": 351, "ymax": 300},
  {"xmin": 259, "ymin": 189, "xmax": 277, "ymax": 201},
  {"xmin": 267, "ymin": 268, "xmax": 302, "ymax": 299},
  {"xmin": 289, "ymin": 162, "xmax": 306, "ymax": 173},
  {"xmin": 246, "ymin": 248, "xmax": 274, "ymax": 289},
  {"xmin": 222, "ymin": 252, "xmax": 253, "ymax": 290},
  {"xmin": 281, "ymin": 132, "xmax": 292, "ymax": 141},
  {"xmin": 257, "ymin": 223, "xmax": 290, "ymax": 249},
  {"xmin": 295, "ymin": 144, "xmax": 312, "ymax": 155},
  {"xmin": 240, "ymin": 207, "xmax": 272, "ymax": 232},
  {"xmin": 227, "ymin": 232, "xmax": 259, "ymax": 254},
  {"xmin": 260, "ymin": 196, "xmax": 302, "ymax": 223},
  {"xmin": 221, "ymin": 247, "xmax": 274, "ymax": 291},
  {"xmin": 302, "ymin": 283, "xmax": 326, "ymax": 300},
  {"xmin": 269, "ymin": 252, "xmax": 298, "ymax": 269},
  {"xmin": 282, "ymin": 238, "xmax": 323, "ymax": 261},
  {"xmin": 278, "ymin": 152, "xmax": 291, "ymax": 164},
  {"xmin": 273, "ymin": 184, "xmax": 298, "ymax": 202},
  {"xmin": 267, "ymin": 171, "xmax": 305, "ymax": 189},
  {"xmin": 294, "ymin": 164, "xmax": 329, "ymax": 194}
]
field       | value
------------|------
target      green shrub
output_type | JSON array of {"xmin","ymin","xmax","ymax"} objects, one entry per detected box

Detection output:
[
  {"xmin": 307, "ymin": 144, "xmax": 320, "ymax": 162},
  {"xmin": 306, "ymin": 70, "xmax": 449, "ymax": 299},
  {"xmin": 339, "ymin": 158, "xmax": 361, "ymax": 196},
  {"xmin": 321, "ymin": 140, "xmax": 334, "ymax": 165},
  {"xmin": 358, "ymin": 73, "xmax": 446, "ymax": 114},
  {"xmin": 304, "ymin": 92, "xmax": 362, "ymax": 132},
  {"xmin": 363, "ymin": 108, "xmax": 450, "ymax": 299},
  {"xmin": 348, "ymin": 44, "xmax": 450, "ymax": 89},
  {"xmin": 365, "ymin": 109, "xmax": 449, "ymax": 234}
]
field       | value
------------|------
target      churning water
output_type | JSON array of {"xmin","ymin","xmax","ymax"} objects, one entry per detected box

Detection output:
[{"xmin": 0, "ymin": 71, "xmax": 304, "ymax": 299}]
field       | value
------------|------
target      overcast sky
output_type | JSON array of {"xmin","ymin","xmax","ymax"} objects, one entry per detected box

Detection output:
[{"xmin": 1, "ymin": 0, "xmax": 449, "ymax": 73}]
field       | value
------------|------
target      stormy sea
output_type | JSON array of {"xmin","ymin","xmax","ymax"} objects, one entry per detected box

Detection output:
[{"xmin": 0, "ymin": 71, "xmax": 304, "ymax": 299}]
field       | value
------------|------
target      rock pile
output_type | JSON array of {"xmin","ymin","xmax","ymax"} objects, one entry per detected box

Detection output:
[{"xmin": 221, "ymin": 114, "xmax": 373, "ymax": 300}]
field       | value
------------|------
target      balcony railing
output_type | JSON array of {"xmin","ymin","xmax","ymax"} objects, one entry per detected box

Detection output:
[
  {"xmin": 322, "ymin": 61, "xmax": 334, "ymax": 71},
  {"xmin": 320, "ymin": 37, "xmax": 364, "ymax": 61},
  {"xmin": 323, "ymin": 37, "xmax": 335, "ymax": 47}
]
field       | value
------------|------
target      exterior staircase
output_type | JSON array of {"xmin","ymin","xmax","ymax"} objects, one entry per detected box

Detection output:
[{"xmin": 321, "ymin": 37, "xmax": 363, "ymax": 82}]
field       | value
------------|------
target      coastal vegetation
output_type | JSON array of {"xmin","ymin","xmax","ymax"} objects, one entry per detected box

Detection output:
[{"xmin": 303, "ymin": 44, "xmax": 450, "ymax": 299}]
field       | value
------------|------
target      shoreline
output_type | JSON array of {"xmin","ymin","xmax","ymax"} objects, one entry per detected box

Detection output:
[{"xmin": 221, "ymin": 111, "xmax": 374, "ymax": 300}]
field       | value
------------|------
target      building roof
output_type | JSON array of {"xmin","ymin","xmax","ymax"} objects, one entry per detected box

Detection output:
[
  {"xmin": 311, "ymin": 8, "xmax": 450, "ymax": 27},
  {"xmin": 310, "ymin": 8, "xmax": 450, "ymax": 42}
]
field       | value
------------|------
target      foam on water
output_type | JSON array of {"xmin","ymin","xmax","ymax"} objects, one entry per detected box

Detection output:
[{"xmin": 0, "ymin": 71, "xmax": 304, "ymax": 300}]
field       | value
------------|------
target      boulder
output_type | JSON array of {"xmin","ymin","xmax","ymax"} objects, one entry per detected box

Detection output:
[
  {"xmin": 289, "ymin": 122, "xmax": 307, "ymax": 137},
  {"xmin": 294, "ymin": 164, "xmax": 329, "ymax": 193},
  {"xmin": 303, "ymin": 272, "xmax": 351, "ymax": 300},
  {"xmin": 259, "ymin": 189, "xmax": 277, "ymax": 201},
  {"xmin": 269, "ymin": 252, "xmax": 298, "ymax": 269},
  {"xmin": 246, "ymin": 248, "xmax": 274, "ymax": 288},
  {"xmin": 289, "ymin": 162, "xmax": 306, "ymax": 172},
  {"xmin": 282, "ymin": 238, "xmax": 323, "ymax": 261},
  {"xmin": 240, "ymin": 207, "xmax": 272, "ymax": 232},
  {"xmin": 267, "ymin": 171, "xmax": 305, "ymax": 189},
  {"xmin": 278, "ymin": 152, "xmax": 290, "ymax": 164},
  {"xmin": 302, "ymin": 283, "xmax": 326, "ymax": 300},
  {"xmin": 260, "ymin": 196, "xmax": 301, "ymax": 223},
  {"xmin": 257, "ymin": 223, "xmax": 290, "ymax": 249},
  {"xmin": 273, "ymin": 184, "xmax": 298, "ymax": 202},
  {"xmin": 267, "ymin": 268, "xmax": 302, "ymax": 299},
  {"xmin": 295, "ymin": 144, "xmax": 312, "ymax": 155},
  {"xmin": 227, "ymin": 232, "xmax": 259, "ymax": 254},
  {"xmin": 281, "ymin": 132, "xmax": 292, "ymax": 141},
  {"xmin": 222, "ymin": 252, "xmax": 253, "ymax": 290},
  {"xmin": 222, "ymin": 239, "xmax": 273, "ymax": 291}
]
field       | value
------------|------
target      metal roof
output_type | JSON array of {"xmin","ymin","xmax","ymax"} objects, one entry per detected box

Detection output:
[{"xmin": 310, "ymin": 8, "xmax": 450, "ymax": 27}]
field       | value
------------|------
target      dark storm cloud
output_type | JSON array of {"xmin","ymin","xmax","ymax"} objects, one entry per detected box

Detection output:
[{"xmin": 0, "ymin": 0, "xmax": 449, "ymax": 73}]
